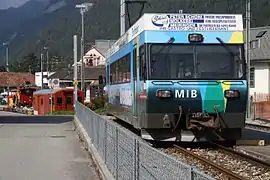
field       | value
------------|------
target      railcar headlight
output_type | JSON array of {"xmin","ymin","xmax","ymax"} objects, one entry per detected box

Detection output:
[
  {"xmin": 156, "ymin": 89, "xmax": 172, "ymax": 98},
  {"xmin": 188, "ymin": 33, "xmax": 204, "ymax": 43},
  {"xmin": 224, "ymin": 90, "xmax": 240, "ymax": 98}
]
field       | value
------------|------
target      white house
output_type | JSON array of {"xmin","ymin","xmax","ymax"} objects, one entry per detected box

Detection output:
[
  {"xmin": 84, "ymin": 47, "xmax": 105, "ymax": 67},
  {"xmin": 248, "ymin": 26, "xmax": 270, "ymax": 100},
  {"xmin": 73, "ymin": 39, "xmax": 115, "ymax": 67}
]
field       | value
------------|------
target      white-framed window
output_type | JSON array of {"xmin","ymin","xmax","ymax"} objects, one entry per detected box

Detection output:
[
  {"xmin": 250, "ymin": 39, "xmax": 260, "ymax": 49},
  {"xmin": 250, "ymin": 67, "xmax": 255, "ymax": 88}
]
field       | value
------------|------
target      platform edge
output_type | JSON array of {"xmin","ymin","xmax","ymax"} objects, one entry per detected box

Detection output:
[{"xmin": 73, "ymin": 116, "xmax": 115, "ymax": 180}]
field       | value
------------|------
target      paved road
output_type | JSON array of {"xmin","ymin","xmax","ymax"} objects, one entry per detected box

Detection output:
[
  {"xmin": 0, "ymin": 120, "xmax": 100, "ymax": 180},
  {"xmin": 0, "ymin": 111, "xmax": 27, "ymax": 116}
]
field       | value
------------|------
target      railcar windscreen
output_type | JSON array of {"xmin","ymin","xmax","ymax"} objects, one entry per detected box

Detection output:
[{"xmin": 149, "ymin": 44, "xmax": 245, "ymax": 80}]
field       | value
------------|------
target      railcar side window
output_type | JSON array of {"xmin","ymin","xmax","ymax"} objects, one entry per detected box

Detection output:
[
  {"xmin": 57, "ymin": 97, "xmax": 62, "ymax": 105},
  {"xmin": 139, "ymin": 46, "xmax": 145, "ymax": 80},
  {"xmin": 109, "ymin": 53, "xmax": 131, "ymax": 84},
  {"xmin": 133, "ymin": 49, "xmax": 137, "ymax": 81},
  {"xmin": 250, "ymin": 67, "xmax": 255, "ymax": 88},
  {"xmin": 66, "ymin": 97, "xmax": 72, "ymax": 104},
  {"xmin": 41, "ymin": 98, "xmax": 43, "ymax": 105}
]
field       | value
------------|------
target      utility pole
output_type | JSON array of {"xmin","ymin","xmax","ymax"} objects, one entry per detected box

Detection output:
[
  {"xmin": 122, "ymin": 0, "xmax": 147, "ymax": 31},
  {"xmin": 80, "ymin": 9, "xmax": 85, "ymax": 91},
  {"xmin": 76, "ymin": 3, "xmax": 93, "ymax": 91},
  {"xmin": 3, "ymin": 42, "xmax": 9, "ymax": 72},
  {"xmin": 41, "ymin": 53, "xmax": 44, "ymax": 89},
  {"xmin": 73, "ymin": 35, "xmax": 78, "ymax": 108},
  {"xmin": 120, "ymin": 0, "xmax": 126, "ymax": 36},
  {"xmin": 44, "ymin": 47, "xmax": 49, "ymax": 77},
  {"xmin": 246, "ymin": 0, "xmax": 251, "ymax": 118}
]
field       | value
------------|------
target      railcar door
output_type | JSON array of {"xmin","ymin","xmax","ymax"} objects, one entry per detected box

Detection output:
[
  {"xmin": 56, "ymin": 96, "xmax": 63, "ymax": 111},
  {"xmin": 66, "ymin": 96, "xmax": 73, "ymax": 111},
  {"xmin": 132, "ymin": 36, "xmax": 141, "ymax": 127}
]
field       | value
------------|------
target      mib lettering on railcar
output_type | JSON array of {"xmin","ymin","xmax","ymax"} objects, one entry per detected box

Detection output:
[{"xmin": 175, "ymin": 89, "xmax": 198, "ymax": 98}]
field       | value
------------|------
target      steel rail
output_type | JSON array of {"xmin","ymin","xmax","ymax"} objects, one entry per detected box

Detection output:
[{"xmin": 174, "ymin": 145, "xmax": 246, "ymax": 180}]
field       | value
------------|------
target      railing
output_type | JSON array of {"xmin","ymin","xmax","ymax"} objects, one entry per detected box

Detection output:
[
  {"xmin": 75, "ymin": 102, "xmax": 215, "ymax": 180},
  {"xmin": 251, "ymin": 92, "xmax": 270, "ymax": 120}
]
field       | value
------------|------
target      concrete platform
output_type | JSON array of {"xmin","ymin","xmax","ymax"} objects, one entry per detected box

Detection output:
[
  {"xmin": 0, "ymin": 120, "xmax": 100, "ymax": 180},
  {"xmin": 246, "ymin": 118, "xmax": 270, "ymax": 128},
  {"xmin": 242, "ymin": 127, "xmax": 270, "ymax": 140}
]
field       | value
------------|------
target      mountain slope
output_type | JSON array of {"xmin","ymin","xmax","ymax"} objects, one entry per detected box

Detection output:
[
  {"xmin": 0, "ymin": 0, "xmax": 75, "ymax": 66},
  {"xmin": 1, "ymin": 0, "xmax": 270, "ymax": 70}
]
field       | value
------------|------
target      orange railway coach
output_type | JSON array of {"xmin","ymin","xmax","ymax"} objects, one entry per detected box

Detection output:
[{"xmin": 33, "ymin": 88, "xmax": 84, "ymax": 115}]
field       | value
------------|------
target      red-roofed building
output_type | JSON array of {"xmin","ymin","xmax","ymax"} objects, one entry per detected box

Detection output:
[{"xmin": 0, "ymin": 72, "xmax": 35, "ymax": 88}]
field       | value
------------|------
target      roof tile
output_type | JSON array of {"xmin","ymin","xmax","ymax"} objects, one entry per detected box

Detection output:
[{"xmin": 0, "ymin": 72, "xmax": 35, "ymax": 87}]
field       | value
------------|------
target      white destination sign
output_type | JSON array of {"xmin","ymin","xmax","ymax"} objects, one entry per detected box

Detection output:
[{"xmin": 150, "ymin": 14, "xmax": 243, "ymax": 31}]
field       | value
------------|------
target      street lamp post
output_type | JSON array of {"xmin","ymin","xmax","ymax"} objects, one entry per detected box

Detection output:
[
  {"xmin": 40, "ymin": 53, "xmax": 44, "ymax": 89},
  {"xmin": 75, "ymin": 2, "xmax": 93, "ymax": 91}
]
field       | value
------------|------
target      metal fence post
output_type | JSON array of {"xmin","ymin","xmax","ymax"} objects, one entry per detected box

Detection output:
[
  {"xmin": 115, "ymin": 128, "xmax": 119, "ymax": 180},
  {"xmin": 104, "ymin": 121, "xmax": 107, "ymax": 164},
  {"xmin": 190, "ymin": 166, "xmax": 195, "ymax": 180},
  {"xmin": 134, "ymin": 139, "xmax": 139, "ymax": 180}
]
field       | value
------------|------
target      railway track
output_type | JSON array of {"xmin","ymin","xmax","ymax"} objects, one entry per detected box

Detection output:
[{"xmin": 173, "ymin": 144, "xmax": 247, "ymax": 180}]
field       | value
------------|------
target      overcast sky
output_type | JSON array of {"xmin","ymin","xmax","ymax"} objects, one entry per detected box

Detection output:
[{"xmin": 0, "ymin": 0, "xmax": 30, "ymax": 9}]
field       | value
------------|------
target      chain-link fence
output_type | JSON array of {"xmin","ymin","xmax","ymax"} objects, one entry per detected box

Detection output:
[{"xmin": 75, "ymin": 102, "xmax": 215, "ymax": 180}]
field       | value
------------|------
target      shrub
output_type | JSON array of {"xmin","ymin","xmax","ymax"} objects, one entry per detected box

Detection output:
[{"xmin": 89, "ymin": 96, "xmax": 107, "ymax": 111}]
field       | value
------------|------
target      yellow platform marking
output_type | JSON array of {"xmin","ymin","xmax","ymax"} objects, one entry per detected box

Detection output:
[{"xmin": 236, "ymin": 140, "xmax": 265, "ymax": 146}]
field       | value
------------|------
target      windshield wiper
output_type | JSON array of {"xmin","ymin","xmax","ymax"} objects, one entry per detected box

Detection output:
[
  {"xmin": 216, "ymin": 37, "xmax": 240, "ymax": 61},
  {"xmin": 154, "ymin": 37, "xmax": 175, "ymax": 54},
  {"xmin": 216, "ymin": 37, "xmax": 244, "ymax": 78}
]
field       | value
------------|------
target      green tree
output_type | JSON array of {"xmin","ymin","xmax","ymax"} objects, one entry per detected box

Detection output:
[
  {"xmin": 14, "ymin": 53, "xmax": 39, "ymax": 73},
  {"xmin": 0, "ymin": 66, "xmax": 6, "ymax": 72}
]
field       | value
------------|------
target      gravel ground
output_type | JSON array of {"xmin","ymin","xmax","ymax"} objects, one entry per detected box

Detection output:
[
  {"xmin": 162, "ymin": 148, "xmax": 270, "ymax": 180},
  {"xmin": 191, "ymin": 149, "xmax": 270, "ymax": 180},
  {"xmin": 162, "ymin": 148, "xmax": 235, "ymax": 180}
]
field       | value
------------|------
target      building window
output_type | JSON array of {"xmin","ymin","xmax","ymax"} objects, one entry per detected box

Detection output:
[
  {"xmin": 250, "ymin": 39, "xmax": 260, "ymax": 49},
  {"xmin": 66, "ymin": 97, "xmax": 72, "ymax": 104},
  {"xmin": 57, "ymin": 97, "xmax": 62, "ymax": 105},
  {"xmin": 250, "ymin": 67, "xmax": 255, "ymax": 88}
]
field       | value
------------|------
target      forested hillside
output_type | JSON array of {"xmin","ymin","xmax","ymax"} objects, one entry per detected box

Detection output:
[{"xmin": 1, "ymin": 0, "xmax": 270, "ymax": 72}]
